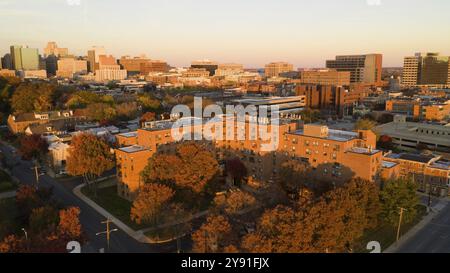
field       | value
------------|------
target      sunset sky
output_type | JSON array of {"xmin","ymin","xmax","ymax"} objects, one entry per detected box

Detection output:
[{"xmin": 0, "ymin": 0, "xmax": 449, "ymax": 68}]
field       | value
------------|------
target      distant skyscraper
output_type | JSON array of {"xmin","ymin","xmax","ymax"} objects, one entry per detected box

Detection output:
[
  {"xmin": 87, "ymin": 46, "xmax": 106, "ymax": 72},
  {"xmin": 326, "ymin": 54, "xmax": 382, "ymax": 85},
  {"xmin": 264, "ymin": 62, "xmax": 294, "ymax": 78},
  {"xmin": 44, "ymin": 42, "xmax": 69, "ymax": 57},
  {"xmin": 10, "ymin": 45, "xmax": 39, "ymax": 70},
  {"xmin": 402, "ymin": 52, "xmax": 450, "ymax": 87}
]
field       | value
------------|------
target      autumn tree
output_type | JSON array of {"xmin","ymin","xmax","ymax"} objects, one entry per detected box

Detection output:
[
  {"xmin": 138, "ymin": 94, "xmax": 161, "ymax": 112},
  {"xmin": 116, "ymin": 102, "xmax": 139, "ymax": 121},
  {"xmin": 66, "ymin": 133, "xmax": 115, "ymax": 195},
  {"xmin": 380, "ymin": 178, "xmax": 419, "ymax": 226},
  {"xmin": 242, "ymin": 179, "xmax": 380, "ymax": 253},
  {"xmin": 142, "ymin": 142, "xmax": 219, "ymax": 193},
  {"xmin": 192, "ymin": 215, "xmax": 235, "ymax": 253},
  {"xmin": 11, "ymin": 82, "xmax": 57, "ymax": 113},
  {"xmin": 85, "ymin": 102, "xmax": 117, "ymax": 122},
  {"xmin": 241, "ymin": 205, "xmax": 315, "ymax": 253},
  {"xmin": 130, "ymin": 183, "xmax": 175, "ymax": 225},
  {"xmin": 29, "ymin": 206, "xmax": 59, "ymax": 235},
  {"xmin": 214, "ymin": 190, "xmax": 256, "ymax": 215},
  {"xmin": 0, "ymin": 76, "xmax": 20, "ymax": 119},
  {"xmin": 300, "ymin": 108, "xmax": 322, "ymax": 123},
  {"xmin": 378, "ymin": 135, "xmax": 394, "ymax": 150},
  {"xmin": 225, "ymin": 158, "xmax": 247, "ymax": 187},
  {"xmin": 65, "ymin": 90, "xmax": 113, "ymax": 109},
  {"xmin": 0, "ymin": 235, "xmax": 26, "ymax": 253},
  {"xmin": 57, "ymin": 207, "xmax": 83, "ymax": 240},
  {"xmin": 15, "ymin": 185, "xmax": 54, "ymax": 225},
  {"xmin": 18, "ymin": 134, "xmax": 49, "ymax": 161},
  {"xmin": 278, "ymin": 159, "xmax": 310, "ymax": 200},
  {"xmin": 355, "ymin": 118, "xmax": 380, "ymax": 140},
  {"xmin": 140, "ymin": 112, "xmax": 156, "ymax": 127}
]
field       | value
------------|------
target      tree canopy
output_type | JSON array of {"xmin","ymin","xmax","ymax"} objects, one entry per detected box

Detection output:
[{"xmin": 141, "ymin": 142, "xmax": 219, "ymax": 193}]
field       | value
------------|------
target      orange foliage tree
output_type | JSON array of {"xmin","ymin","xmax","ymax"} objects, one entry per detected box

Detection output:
[
  {"xmin": 191, "ymin": 215, "xmax": 235, "ymax": 253},
  {"xmin": 214, "ymin": 190, "xmax": 256, "ymax": 215},
  {"xmin": 18, "ymin": 134, "xmax": 49, "ymax": 161},
  {"xmin": 66, "ymin": 133, "xmax": 115, "ymax": 195},
  {"xmin": 130, "ymin": 183, "xmax": 175, "ymax": 225},
  {"xmin": 241, "ymin": 178, "xmax": 380, "ymax": 253},
  {"xmin": 141, "ymin": 142, "xmax": 219, "ymax": 193}
]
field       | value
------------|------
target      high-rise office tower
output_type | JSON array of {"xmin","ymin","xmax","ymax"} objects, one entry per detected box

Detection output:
[
  {"xmin": 326, "ymin": 54, "xmax": 382, "ymax": 85},
  {"xmin": 402, "ymin": 53, "xmax": 450, "ymax": 87},
  {"xmin": 10, "ymin": 45, "xmax": 39, "ymax": 70},
  {"xmin": 87, "ymin": 46, "xmax": 106, "ymax": 72},
  {"xmin": 44, "ymin": 42, "xmax": 69, "ymax": 57}
]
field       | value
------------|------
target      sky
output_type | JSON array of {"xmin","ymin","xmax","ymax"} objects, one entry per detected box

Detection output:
[{"xmin": 0, "ymin": 0, "xmax": 449, "ymax": 68}]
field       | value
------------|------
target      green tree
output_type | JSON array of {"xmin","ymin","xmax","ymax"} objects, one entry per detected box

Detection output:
[
  {"xmin": 380, "ymin": 178, "xmax": 419, "ymax": 226},
  {"xmin": 192, "ymin": 215, "xmax": 235, "ymax": 253},
  {"xmin": 11, "ymin": 82, "xmax": 57, "ymax": 113},
  {"xmin": 85, "ymin": 103, "xmax": 117, "ymax": 122}
]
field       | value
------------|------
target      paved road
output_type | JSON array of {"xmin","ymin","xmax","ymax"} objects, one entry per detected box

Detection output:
[
  {"xmin": 395, "ymin": 198, "xmax": 450, "ymax": 253},
  {"xmin": 0, "ymin": 142, "xmax": 180, "ymax": 253}
]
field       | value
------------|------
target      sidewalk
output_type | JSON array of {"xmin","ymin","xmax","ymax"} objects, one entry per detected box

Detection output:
[
  {"xmin": 73, "ymin": 183, "xmax": 208, "ymax": 244},
  {"xmin": 73, "ymin": 183, "xmax": 149, "ymax": 243},
  {"xmin": 384, "ymin": 197, "xmax": 450, "ymax": 253}
]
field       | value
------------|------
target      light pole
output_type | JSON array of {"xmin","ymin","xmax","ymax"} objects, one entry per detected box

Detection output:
[
  {"xmin": 21, "ymin": 228, "xmax": 28, "ymax": 240},
  {"xmin": 31, "ymin": 164, "xmax": 45, "ymax": 188},
  {"xmin": 396, "ymin": 207, "xmax": 407, "ymax": 242},
  {"xmin": 96, "ymin": 219, "xmax": 118, "ymax": 252}
]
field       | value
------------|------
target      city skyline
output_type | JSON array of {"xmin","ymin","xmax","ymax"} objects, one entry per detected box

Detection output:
[{"xmin": 1, "ymin": 0, "xmax": 450, "ymax": 68}]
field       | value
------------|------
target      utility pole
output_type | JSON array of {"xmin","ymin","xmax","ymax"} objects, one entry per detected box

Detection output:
[
  {"xmin": 396, "ymin": 207, "xmax": 406, "ymax": 242},
  {"xmin": 96, "ymin": 219, "xmax": 118, "ymax": 252},
  {"xmin": 34, "ymin": 165, "xmax": 39, "ymax": 187}
]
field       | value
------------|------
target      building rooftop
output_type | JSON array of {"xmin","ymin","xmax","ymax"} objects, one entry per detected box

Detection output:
[
  {"xmin": 430, "ymin": 160, "xmax": 450, "ymax": 170},
  {"xmin": 382, "ymin": 160, "xmax": 398, "ymax": 169},
  {"xmin": 385, "ymin": 153, "xmax": 436, "ymax": 164},
  {"xmin": 347, "ymin": 147, "xmax": 381, "ymax": 155},
  {"xmin": 232, "ymin": 96, "xmax": 305, "ymax": 106},
  {"xmin": 118, "ymin": 131, "xmax": 138, "ymax": 138},
  {"xmin": 290, "ymin": 128, "xmax": 358, "ymax": 142},
  {"xmin": 118, "ymin": 145, "xmax": 149, "ymax": 153}
]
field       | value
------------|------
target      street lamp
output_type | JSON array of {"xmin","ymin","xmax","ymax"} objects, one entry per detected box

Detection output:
[
  {"xmin": 96, "ymin": 219, "xmax": 118, "ymax": 251},
  {"xmin": 21, "ymin": 228, "xmax": 28, "ymax": 240}
]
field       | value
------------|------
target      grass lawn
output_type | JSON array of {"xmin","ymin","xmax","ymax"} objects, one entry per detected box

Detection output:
[
  {"xmin": 0, "ymin": 198, "xmax": 19, "ymax": 240},
  {"xmin": 81, "ymin": 185, "xmax": 145, "ymax": 230},
  {"xmin": 0, "ymin": 169, "xmax": 17, "ymax": 193},
  {"xmin": 355, "ymin": 204, "xmax": 427, "ymax": 252}
]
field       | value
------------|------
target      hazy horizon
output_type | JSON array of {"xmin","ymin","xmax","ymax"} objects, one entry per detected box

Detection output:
[{"xmin": 1, "ymin": 0, "xmax": 449, "ymax": 68}]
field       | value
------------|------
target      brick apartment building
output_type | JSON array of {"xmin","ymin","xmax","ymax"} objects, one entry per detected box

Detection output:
[
  {"xmin": 114, "ymin": 116, "xmax": 381, "ymax": 200},
  {"xmin": 7, "ymin": 110, "xmax": 86, "ymax": 134},
  {"xmin": 385, "ymin": 97, "xmax": 450, "ymax": 121},
  {"xmin": 383, "ymin": 152, "xmax": 450, "ymax": 196}
]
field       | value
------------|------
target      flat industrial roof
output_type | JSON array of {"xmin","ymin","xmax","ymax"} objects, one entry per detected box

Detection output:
[{"xmin": 118, "ymin": 145, "xmax": 149, "ymax": 153}]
